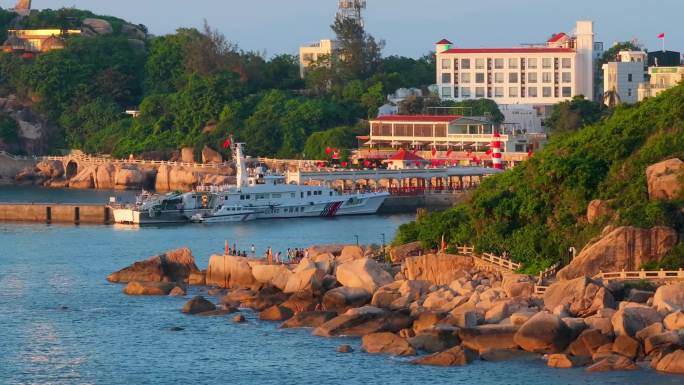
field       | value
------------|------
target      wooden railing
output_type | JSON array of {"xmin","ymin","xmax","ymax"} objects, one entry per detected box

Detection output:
[
  {"xmin": 455, "ymin": 246, "xmax": 521, "ymax": 271},
  {"xmin": 539, "ymin": 262, "xmax": 561, "ymax": 280},
  {"xmin": 534, "ymin": 285, "xmax": 549, "ymax": 295},
  {"xmin": 598, "ymin": 269, "xmax": 684, "ymax": 281}
]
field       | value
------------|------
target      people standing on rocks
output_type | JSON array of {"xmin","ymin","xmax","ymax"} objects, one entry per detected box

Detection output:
[
  {"xmin": 275, "ymin": 251, "xmax": 281, "ymax": 264},
  {"xmin": 251, "ymin": 244, "xmax": 256, "ymax": 256},
  {"xmin": 266, "ymin": 247, "xmax": 273, "ymax": 264}
]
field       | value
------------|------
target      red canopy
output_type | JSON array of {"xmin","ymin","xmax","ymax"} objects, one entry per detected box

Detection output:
[{"xmin": 389, "ymin": 149, "xmax": 425, "ymax": 161}]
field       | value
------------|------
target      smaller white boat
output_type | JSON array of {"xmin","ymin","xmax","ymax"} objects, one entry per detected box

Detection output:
[{"xmin": 191, "ymin": 205, "xmax": 256, "ymax": 223}]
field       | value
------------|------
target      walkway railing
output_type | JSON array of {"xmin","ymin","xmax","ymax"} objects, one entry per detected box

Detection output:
[
  {"xmin": 0, "ymin": 150, "xmax": 37, "ymax": 161},
  {"xmin": 45, "ymin": 154, "xmax": 232, "ymax": 170},
  {"xmin": 598, "ymin": 269, "xmax": 684, "ymax": 281},
  {"xmin": 455, "ymin": 245, "xmax": 521, "ymax": 271},
  {"xmin": 539, "ymin": 262, "xmax": 561, "ymax": 280}
]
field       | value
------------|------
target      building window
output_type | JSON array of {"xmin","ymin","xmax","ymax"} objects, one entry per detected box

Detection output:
[
  {"xmin": 542, "ymin": 87, "xmax": 552, "ymax": 97},
  {"xmin": 442, "ymin": 87, "xmax": 452, "ymax": 98},
  {"xmin": 509, "ymin": 87, "xmax": 518, "ymax": 97},
  {"xmin": 542, "ymin": 72, "xmax": 552, "ymax": 83},
  {"xmin": 542, "ymin": 58, "xmax": 553, "ymax": 69},
  {"xmin": 528, "ymin": 58, "xmax": 537, "ymax": 69},
  {"xmin": 628, "ymin": 73, "xmax": 633, "ymax": 82},
  {"xmin": 441, "ymin": 58, "xmax": 451, "ymax": 70},
  {"xmin": 509, "ymin": 72, "xmax": 518, "ymax": 83},
  {"xmin": 562, "ymin": 72, "xmax": 571, "ymax": 83},
  {"xmin": 627, "ymin": 88, "xmax": 632, "ymax": 97},
  {"xmin": 461, "ymin": 58, "xmax": 470, "ymax": 69},
  {"xmin": 475, "ymin": 58, "xmax": 485, "ymax": 69},
  {"xmin": 527, "ymin": 72, "xmax": 537, "ymax": 83},
  {"xmin": 494, "ymin": 58, "xmax": 504, "ymax": 69},
  {"xmin": 441, "ymin": 73, "xmax": 451, "ymax": 84},
  {"xmin": 475, "ymin": 73, "xmax": 485, "ymax": 83},
  {"xmin": 461, "ymin": 72, "xmax": 471, "ymax": 83},
  {"xmin": 475, "ymin": 87, "xmax": 485, "ymax": 97},
  {"xmin": 461, "ymin": 87, "xmax": 471, "ymax": 98},
  {"xmin": 528, "ymin": 87, "xmax": 538, "ymax": 97},
  {"xmin": 494, "ymin": 73, "xmax": 504, "ymax": 83},
  {"xmin": 494, "ymin": 87, "xmax": 504, "ymax": 97},
  {"xmin": 562, "ymin": 87, "xmax": 572, "ymax": 97},
  {"xmin": 508, "ymin": 58, "xmax": 518, "ymax": 69},
  {"xmin": 561, "ymin": 58, "xmax": 571, "ymax": 69}
]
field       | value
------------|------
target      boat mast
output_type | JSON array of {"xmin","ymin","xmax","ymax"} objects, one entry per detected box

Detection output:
[{"xmin": 234, "ymin": 142, "xmax": 248, "ymax": 189}]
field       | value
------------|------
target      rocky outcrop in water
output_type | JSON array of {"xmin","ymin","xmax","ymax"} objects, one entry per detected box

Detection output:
[{"xmin": 108, "ymin": 247, "xmax": 199, "ymax": 284}]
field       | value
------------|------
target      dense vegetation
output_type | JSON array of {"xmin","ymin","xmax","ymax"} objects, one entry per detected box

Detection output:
[
  {"xmin": 0, "ymin": 7, "xmax": 435, "ymax": 158},
  {"xmin": 395, "ymin": 84, "xmax": 684, "ymax": 272}
]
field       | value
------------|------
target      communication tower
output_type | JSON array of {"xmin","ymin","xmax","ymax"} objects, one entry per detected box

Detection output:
[{"xmin": 336, "ymin": 0, "xmax": 366, "ymax": 27}]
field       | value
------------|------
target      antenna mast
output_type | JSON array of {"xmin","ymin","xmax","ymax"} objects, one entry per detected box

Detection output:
[{"xmin": 336, "ymin": 0, "xmax": 366, "ymax": 27}]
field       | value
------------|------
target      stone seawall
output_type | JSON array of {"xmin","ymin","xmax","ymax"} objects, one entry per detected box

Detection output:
[{"xmin": 0, "ymin": 203, "xmax": 111, "ymax": 224}]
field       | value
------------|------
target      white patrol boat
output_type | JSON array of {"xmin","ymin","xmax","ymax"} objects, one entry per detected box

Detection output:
[
  {"xmin": 111, "ymin": 191, "xmax": 213, "ymax": 224},
  {"xmin": 195, "ymin": 142, "xmax": 389, "ymax": 220}
]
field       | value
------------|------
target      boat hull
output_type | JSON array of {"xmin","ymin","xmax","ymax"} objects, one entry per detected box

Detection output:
[{"xmin": 111, "ymin": 208, "xmax": 208, "ymax": 225}]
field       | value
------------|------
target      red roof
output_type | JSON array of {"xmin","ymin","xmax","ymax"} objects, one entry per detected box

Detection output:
[
  {"xmin": 436, "ymin": 39, "xmax": 453, "ymax": 45},
  {"xmin": 373, "ymin": 115, "xmax": 462, "ymax": 123},
  {"xmin": 389, "ymin": 149, "xmax": 425, "ymax": 161},
  {"xmin": 442, "ymin": 47, "xmax": 574, "ymax": 54},
  {"xmin": 547, "ymin": 33, "xmax": 568, "ymax": 43}
]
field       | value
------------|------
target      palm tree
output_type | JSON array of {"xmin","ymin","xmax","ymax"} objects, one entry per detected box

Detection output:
[{"xmin": 603, "ymin": 87, "xmax": 621, "ymax": 108}]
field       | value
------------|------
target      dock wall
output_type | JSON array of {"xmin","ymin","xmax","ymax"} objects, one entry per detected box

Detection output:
[{"xmin": 0, "ymin": 203, "xmax": 112, "ymax": 224}]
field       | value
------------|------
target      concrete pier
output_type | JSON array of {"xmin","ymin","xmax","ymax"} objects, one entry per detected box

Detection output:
[{"xmin": 0, "ymin": 203, "xmax": 112, "ymax": 224}]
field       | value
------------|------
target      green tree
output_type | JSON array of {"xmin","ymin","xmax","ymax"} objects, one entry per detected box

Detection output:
[{"xmin": 546, "ymin": 96, "xmax": 604, "ymax": 133}]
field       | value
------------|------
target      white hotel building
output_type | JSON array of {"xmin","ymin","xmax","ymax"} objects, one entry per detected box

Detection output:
[{"xmin": 435, "ymin": 21, "xmax": 596, "ymax": 105}]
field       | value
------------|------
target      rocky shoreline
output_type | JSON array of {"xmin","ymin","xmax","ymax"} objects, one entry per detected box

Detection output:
[{"xmin": 107, "ymin": 246, "xmax": 684, "ymax": 375}]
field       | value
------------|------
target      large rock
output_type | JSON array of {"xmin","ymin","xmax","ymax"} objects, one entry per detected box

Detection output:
[
  {"xmin": 280, "ymin": 311, "xmax": 337, "ymax": 329},
  {"xmin": 108, "ymin": 248, "xmax": 199, "ymax": 283},
  {"xmin": 653, "ymin": 283, "xmax": 684, "ymax": 313},
  {"xmin": 335, "ymin": 258, "xmax": 393, "ymax": 294},
  {"xmin": 94, "ymin": 164, "xmax": 116, "ymax": 189},
  {"xmin": 408, "ymin": 328, "xmax": 461, "ymax": 353},
  {"xmin": 251, "ymin": 264, "xmax": 291, "ymax": 291},
  {"xmin": 361, "ymin": 332, "xmax": 416, "ymax": 356},
  {"xmin": 655, "ymin": 350, "xmax": 684, "ymax": 374},
  {"xmin": 168, "ymin": 166, "xmax": 198, "ymax": 191},
  {"xmin": 412, "ymin": 345, "xmax": 478, "ymax": 366},
  {"xmin": 201, "ymin": 145, "xmax": 223, "ymax": 164},
  {"xmin": 612, "ymin": 335, "xmax": 641, "ymax": 359},
  {"xmin": 547, "ymin": 353, "xmax": 590, "ymax": 368},
  {"xmin": 182, "ymin": 296, "xmax": 216, "ymax": 314},
  {"xmin": 663, "ymin": 311, "xmax": 684, "ymax": 330},
  {"xmin": 543, "ymin": 276, "xmax": 614, "ymax": 317},
  {"xmin": 501, "ymin": 273, "xmax": 535, "ymax": 298},
  {"xmin": 557, "ymin": 226, "xmax": 678, "ymax": 280},
  {"xmin": 646, "ymin": 158, "xmax": 684, "ymax": 200},
  {"xmin": 123, "ymin": 281, "xmax": 176, "ymax": 295},
  {"xmin": 514, "ymin": 312, "xmax": 572, "ymax": 353},
  {"xmin": 389, "ymin": 241, "xmax": 423, "ymax": 264},
  {"xmin": 313, "ymin": 306, "xmax": 412, "ymax": 337},
  {"xmin": 69, "ymin": 165, "xmax": 96, "ymax": 189},
  {"xmin": 35, "ymin": 160, "xmax": 64, "ymax": 178},
  {"xmin": 586, "ymin": 199, "xmax": 615, "ymax": 224},
  {"xmin": 322, "ymin": 287, "xmax": 371, "ymax": 312},
  {"xmin": 401, "ymin": 254, "xmax": 474, "ymax": 285},
  {"xmin": 283, "ymin": 266, "xmax": 326, "ymax": 294},
  {"xmin": 82, "ymin": 18, "xmax": 113, "ymax": 34},
  {"xmin": 280, "ymin": 292, "xmax": 320, "ymax": 314},
  {"xmin": 180, "ymin": 147, "xmax": 195, "ymax": 163},
  {"xmin": 568, "ymin": 328, "xmax": 611, "ymax": 357},
  {"xmin": 259, "ymin": 305, "xmax": 294, "ymax": 321},
  {"xmin": 611, "ymin": 304, "xmax": 663, "ymax": 337},
  {"xmin": 458, "ymin": 325, "xmax": 520, "ymax": 352},
  {"xmin": 114, "ymin": 166, "xmax": 144, "ymax": 190},
  {"xmin": 336, "ymin": 245, "xmax": 365, "ymax": 265},
  {"xmin": 205, "ymin": 255, "xmax": 257, "ymax": 289}
]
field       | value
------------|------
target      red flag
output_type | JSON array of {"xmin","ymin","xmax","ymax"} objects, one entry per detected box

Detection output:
[
  {"xmin": 363, "ymin": 159, "xmax": 370, "ymax": 167},
  {"xmin": 658, "ymin": 33, "xmax": 665, "ymax": 39},
  {"xmin": 222, "ymin": 138, "xmax": 232, "ymax": 149},
  {"xmin": 341, "ymin": 161, "xmax": 348, "ymax": 168},
  {"xmin": 446, "ymin": 149, "xmax": 453, "ymax": 157},
  {"xmin": 325, "ymin": 147, "xmax": 332, "ymax": 155},
  {"xmin": 527, "ymin": 149, "xmax": 534, "ymax": 157},
  {"xmin": 431, "ymin": 146, "xmax": 437, "ymax": 156},
  {"xmin": 332, "ymin": 151, "xmax": 339, "ymax": 160},
  {"xmin": 485, "ymin": 149, "xmax": 493, "ymax": 155}
]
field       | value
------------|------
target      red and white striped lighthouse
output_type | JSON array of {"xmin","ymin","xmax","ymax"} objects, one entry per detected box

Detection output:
[{"xmin": 491, "ymin": 128, "xmax": 503, "ymax": 170}]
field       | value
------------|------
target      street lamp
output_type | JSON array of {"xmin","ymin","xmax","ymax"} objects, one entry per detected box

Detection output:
[{"xmin": 380, "ymin": 233, "xmax": 386, "ymax": 251}]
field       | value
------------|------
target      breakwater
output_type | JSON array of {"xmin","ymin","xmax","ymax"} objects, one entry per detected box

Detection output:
[{"xmin": 0, "ymin": 203, "xmax": 111, "ymax": 224}]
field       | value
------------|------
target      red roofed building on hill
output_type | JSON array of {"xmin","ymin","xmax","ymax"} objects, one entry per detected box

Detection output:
[{"xmin": 435, "ymin": 21, "xmax": 597, "ymax": 105}]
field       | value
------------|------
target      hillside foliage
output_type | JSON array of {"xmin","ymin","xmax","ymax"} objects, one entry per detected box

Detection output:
[
  {"xmin": 0, "ymin": 7, "xmax": 436, "ymax": 158},
  {"xmin": 395, "ymin": 84, "xmax": 684, "ymax": 272}
]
